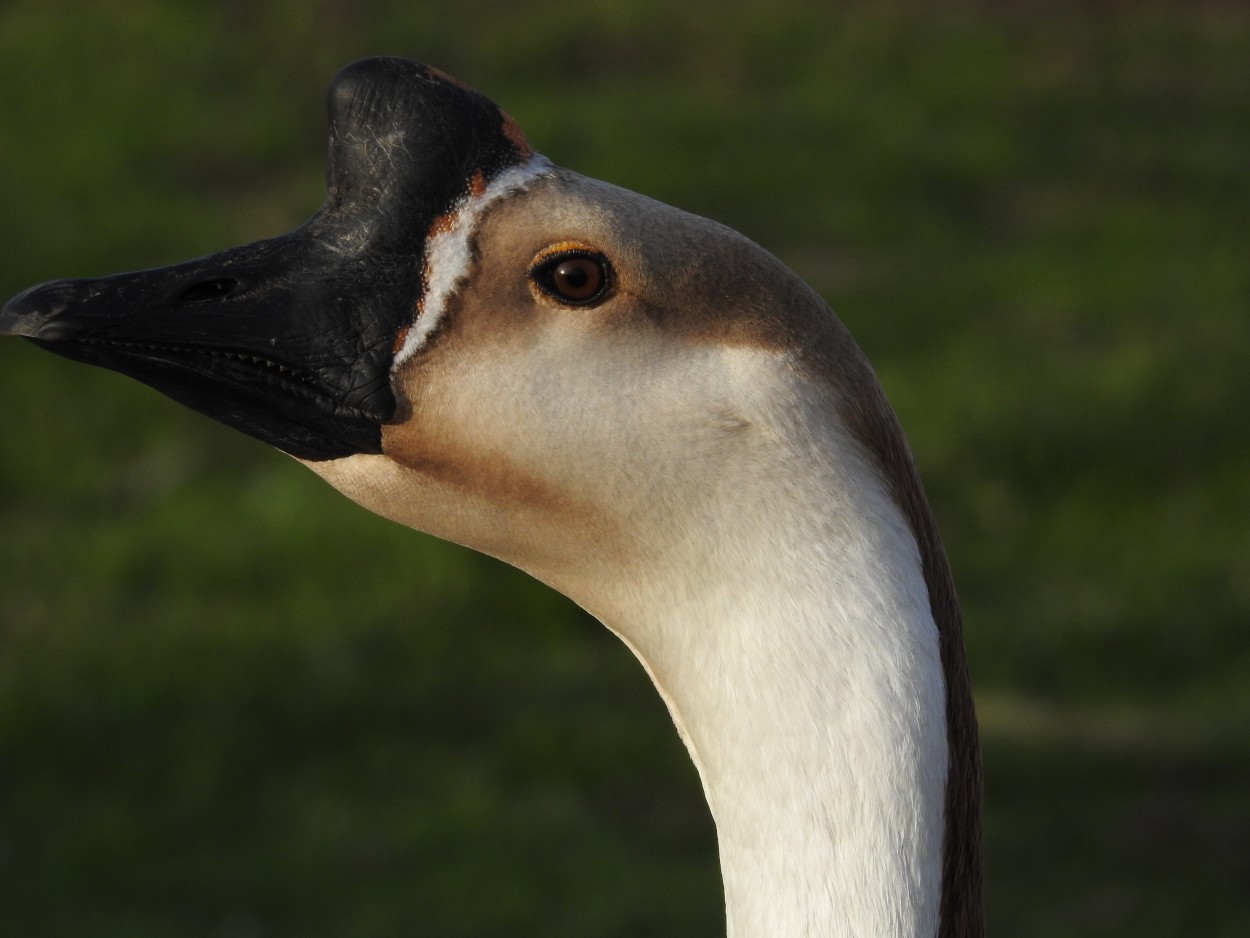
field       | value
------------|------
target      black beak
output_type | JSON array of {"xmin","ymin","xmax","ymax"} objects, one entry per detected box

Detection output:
[{"xmin": 0, "ymin": 57, "xmax": 532, "ymax": 461}]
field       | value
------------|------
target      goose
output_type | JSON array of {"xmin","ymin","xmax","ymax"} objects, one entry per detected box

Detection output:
[{"xmin": 0, "ymin": 57, "xmax": 983, "ymax": 937}]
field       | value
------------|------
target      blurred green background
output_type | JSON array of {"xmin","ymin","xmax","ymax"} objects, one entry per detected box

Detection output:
[{"xmin": 1, "ymin": 1, "xmax": 1247, "ymax": 935}]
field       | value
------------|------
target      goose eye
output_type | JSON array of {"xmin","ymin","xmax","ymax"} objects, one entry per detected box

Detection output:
[{"xmin": 530, "ymin": 250, "xmax": 610, "ymax": 305}]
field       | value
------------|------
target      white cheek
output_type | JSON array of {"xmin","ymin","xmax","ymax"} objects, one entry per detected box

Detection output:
[{"xmin": 459, "ymin": 336, "xmax": 792, "ymax": 509}]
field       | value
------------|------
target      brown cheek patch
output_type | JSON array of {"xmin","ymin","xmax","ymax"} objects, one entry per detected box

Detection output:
[
  {"xmin": 382, "ymin": 238, "xmax": 619, "ymax": 551},
  {"xmin": 380, "ymin": 422, "xmax": 600, "ymax": 535}
]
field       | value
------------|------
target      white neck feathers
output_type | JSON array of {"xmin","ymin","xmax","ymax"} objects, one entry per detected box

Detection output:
[
  {"xmin": 588, "ymin": 408, "xmax": 949, "ymax": 938},
  {"xmin": 309, "ymin": 177, "xmax": 977, "ymax": 935}
]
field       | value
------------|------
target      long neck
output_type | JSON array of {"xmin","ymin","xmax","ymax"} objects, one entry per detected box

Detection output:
[{"xmin": 593, "ymin": 431, "xmax": 953, "ymax": 937}]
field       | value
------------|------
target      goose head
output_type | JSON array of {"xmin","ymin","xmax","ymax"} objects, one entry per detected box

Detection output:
[
  {"xmin": 0, "ymin": 58, "xmax": 864, "ymax": 609},
  {"xmin": 1, "ymin": 57, "xmax": 981, "ymax": 937}
]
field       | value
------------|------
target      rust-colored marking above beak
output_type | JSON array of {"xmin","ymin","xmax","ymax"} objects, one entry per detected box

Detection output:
[
  {"xmin": 392, "ymin": 323, "xmax": 412, "ymax": 355},
  {"xmin": 501, "ymin": 111, "xmax": 533, "ymax": 160}
]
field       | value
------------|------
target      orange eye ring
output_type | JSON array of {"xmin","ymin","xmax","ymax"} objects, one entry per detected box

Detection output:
[{"xmin": 529, "ymin": 247, "xmax": 612, "ymax": 306}]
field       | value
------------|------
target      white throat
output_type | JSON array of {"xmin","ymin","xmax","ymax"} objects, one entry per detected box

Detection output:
[{"xmin": 580, "ymin": 412, "xmax": 949, "ymax": 938}]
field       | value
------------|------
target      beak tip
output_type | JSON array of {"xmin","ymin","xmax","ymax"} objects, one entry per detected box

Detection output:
[
  {"xmin": 2, "ymin": 280, "xmax": 76, "ymax": 339},
  {"xmin": 2, "ymin": 290, "xmax": 46, "ymax": 338}
]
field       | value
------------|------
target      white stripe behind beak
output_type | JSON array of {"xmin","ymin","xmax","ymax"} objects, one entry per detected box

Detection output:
[{"xmin": 393, "ymin": 153, "xmax": 555, "ymax": 370}]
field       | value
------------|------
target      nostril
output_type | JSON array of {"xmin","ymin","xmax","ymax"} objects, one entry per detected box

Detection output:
[{"xmin": 172, "ymin": 277, "xmax": 240, "ymax": 306}]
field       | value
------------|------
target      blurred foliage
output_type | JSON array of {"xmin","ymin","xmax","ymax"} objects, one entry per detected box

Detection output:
[{"xmin": 1, "ymin": 1, "xmax": 1247, "ymax": 936}]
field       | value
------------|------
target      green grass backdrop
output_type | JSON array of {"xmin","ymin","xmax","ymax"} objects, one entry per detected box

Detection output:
[{"xmin": 1, "ymin": 1, "xmax": 1247, "ymax": 935}]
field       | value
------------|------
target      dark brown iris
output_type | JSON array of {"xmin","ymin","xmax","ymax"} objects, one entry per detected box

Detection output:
[{"xmin": 530, "ymin": 250, "xmax": 611, "ymax": 305}]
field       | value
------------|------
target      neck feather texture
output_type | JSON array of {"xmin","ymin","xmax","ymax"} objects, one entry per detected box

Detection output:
[{"xmin": 584, "ymin": 409, "xmax": 981, "ymax": 938}]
